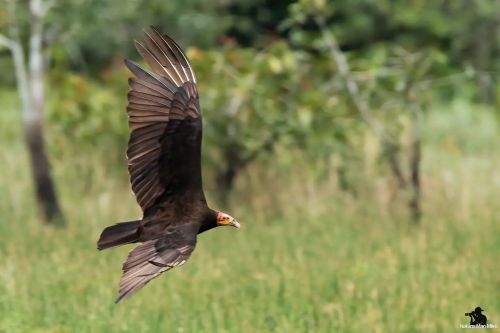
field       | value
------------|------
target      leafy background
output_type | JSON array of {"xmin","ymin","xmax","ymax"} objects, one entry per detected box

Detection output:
[{"xmin": 0, "ymin": 0, "xmax": 499, "ymax": 332}]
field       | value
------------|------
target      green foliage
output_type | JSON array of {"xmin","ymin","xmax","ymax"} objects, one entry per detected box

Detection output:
[
  {"xmin": 1, "ymin": 1, "xmax": 499, "ymax": 330},
  {"xmin": 1, "ymin": 93, "xmax": 499, "ymax": 332},
  {"xmin": 1, "ymin": 0, "xmax": 500, "ymax": 327},
  {"xmin": 47, "ymin": 71, "xmax": 129, "ymax": 154},
  {"xmin": 282, "ymin": 0, "xmax": 499, "ymax": 104},
  {"xmin": 190, "ymin": 44, "xmax": 314, "ymax": 164},
  {"xmin": 2, "ymin": 0, "xmax": 497, "ymax": 204}
]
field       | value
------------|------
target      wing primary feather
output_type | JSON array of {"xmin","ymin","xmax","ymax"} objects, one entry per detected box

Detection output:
[
  {"xmin": 134, "ymin": 40, "xmax": 183, "ymax": 87},
  {"xmin": 123, "ymin": 28, "xmax": 204, "ymax": 213},
  {"xmin": 115, "ymin": 238, "xmax": 196, "ymax": 303},
  {"xmin": 150, "ymin": 27, "xmax": 196, "ymax": 83},
  {"xmin": 129, "ymin": 77, "xmax": 175, "ymax": 100},
  {"xmin": 143, "ymin": 29, "xmax": 186, "ymax": 85},
  {"xmin": 126, "ymin": 59, "xmax": 177, "ymax": 94}
]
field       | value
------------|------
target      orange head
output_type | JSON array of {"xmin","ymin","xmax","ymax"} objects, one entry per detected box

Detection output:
[{"xmin": 216, "ymin": 212, "xmax": 240, "ymax": 228}]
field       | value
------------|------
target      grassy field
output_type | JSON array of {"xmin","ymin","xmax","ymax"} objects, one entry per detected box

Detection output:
[{"xmin": 0, "ymin": 91, "xmax": 499, "ymax": 332}]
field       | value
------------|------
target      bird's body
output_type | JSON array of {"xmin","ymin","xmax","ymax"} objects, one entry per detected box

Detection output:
[{"xmin": 97, "ymin": 27, "xmax": 239, "ymax": 303}]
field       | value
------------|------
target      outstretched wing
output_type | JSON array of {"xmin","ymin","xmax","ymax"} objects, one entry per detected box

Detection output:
[
  {"xmin": 125, "ymin": 27, "xmax": 204, "ymax": 213},
  {"xmin": 116, "ymin": 226, "xmax": 197, "ymax": 303}
]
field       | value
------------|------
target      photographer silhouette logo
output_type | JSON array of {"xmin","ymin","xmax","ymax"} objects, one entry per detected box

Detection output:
[{"xmin": 460, "ymin": 306, "xmax": 497, "ymax": 329}]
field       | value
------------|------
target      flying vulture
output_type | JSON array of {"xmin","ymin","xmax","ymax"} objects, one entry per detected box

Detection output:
[{"xmin": 97, "ymin": 27, "xmax": 240, "ymax": 303}]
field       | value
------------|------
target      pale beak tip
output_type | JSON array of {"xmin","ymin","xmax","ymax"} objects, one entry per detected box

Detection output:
[{"xmin": 232, "ymin": 220, "xmax": 241, "ymax": 229}]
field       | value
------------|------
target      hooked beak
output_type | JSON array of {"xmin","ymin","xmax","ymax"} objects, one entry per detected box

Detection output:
[{"xmin": 230, "ymin": 220, "xmax": 240, "ymax": 229}]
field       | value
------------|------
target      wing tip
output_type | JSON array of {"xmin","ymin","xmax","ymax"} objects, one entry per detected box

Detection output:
[
  {"xmin": 124, "ymin": 58, "xmax": 144, "ymax": 75},
  {"xmin": 124, "ymin": 58, "xmax": 136, "ymax": 70},
  {"xmin": 115, "ymin": 292, "xmax": 128, "ymax": 304},
  {"xmin": 145, "ymin": 26, "xmax": 164, "ymax": 40}
]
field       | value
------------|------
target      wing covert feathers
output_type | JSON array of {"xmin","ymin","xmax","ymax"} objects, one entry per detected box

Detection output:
[{"xmin": 125, "ymin": 27, "xmax": 202, "ymax": 212}]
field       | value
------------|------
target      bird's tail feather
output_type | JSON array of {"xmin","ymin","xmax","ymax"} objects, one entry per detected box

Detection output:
[{"xmin": 97, "ymin": 220, "xmax": 140, "ymax": 250}]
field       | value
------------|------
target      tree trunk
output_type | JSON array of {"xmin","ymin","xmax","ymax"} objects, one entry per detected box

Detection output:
[
  {"xmin": 382, "ymin": 142, "xmax": 406, "ymax": 189},
  {"xmin": 474, "ymin": 15, "xmax": 495, "ymax": 104},
  {"xmin": 408, "ymin": 137, "xmax": 421, "ymax": 223},
  {"xmin": 216, "ymin": 146, "xmax": 244, "ymax": 206},
  {"xmin": 24, "ymin": 118, "xmax": 63, "ymax": 223},
  {"xmin": 0, "ymin": 0, "xmax": 64, "ymax": 224},
  {"xmin": 407, "ymin": 100, "xmax": 421, "ymax": 223},
  {"xmin": 24, "ymin": 0, "xmax": 64, "ymax": 224},
  {"xmin": 216, "ymin": 164, "xmax": 239, "ymax": 206}
]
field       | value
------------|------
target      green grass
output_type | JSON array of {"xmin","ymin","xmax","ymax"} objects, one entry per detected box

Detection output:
[{"xmin": 0, "ymin": 90, "xmax": 499, "ymax": 332}]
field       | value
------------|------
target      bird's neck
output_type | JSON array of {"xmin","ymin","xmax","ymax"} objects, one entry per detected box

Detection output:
[{"xmin": 198, "ymin": 209, "xmax": 218, "ymax": 234}]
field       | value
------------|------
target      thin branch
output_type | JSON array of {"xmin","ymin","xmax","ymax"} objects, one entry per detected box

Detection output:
[
  {"xmin": 0, "ymin": 34, "xmax": 16, "ymax": 50},
  {"xmin": 242, "ymin": 129, "xmax": 282, "ymax": 166},
  {"xmin": 415, "ymin": 71, "xmax": 474, "ymax": 89},
  {"xmin": 350, "ymin": 68, "xmax": 406, "ymax": 82},
  {"xmin": 221, "ymin": 48, "xmax": 269, "ymax": 116},
  {"xmin": 315, "ymin": 17, "xmax": 389, "ymax": 143},
  {"xmin": 41, "ymin": 0, "xmax": 55, "ymax": 17},
  {"xmin": 6, "ymin": 0, "xmax": 21, "ymax": 42},
  {"xmin": 315, "ymin": 16, "xmax": 407, "ymax": 188},
  {"xmin": 2, "ymin": 37, "xmax": 32, "ymax": 121},
  {"xmin": 407, "ymin": 92, "xmax": 422, "ymax": 223},
  {"xmin": 3, "ymin": 0, "xmax": 33, "ymax": 121},
  {"xmin": 29, "ymin": 0, "xmax": 46, "ymax": 120}
]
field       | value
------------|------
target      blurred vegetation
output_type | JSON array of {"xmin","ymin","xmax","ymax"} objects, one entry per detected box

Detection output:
[
  {"xmin": 1, "ymin": 89, "xmax": 499, "ymax": 332},
  {"xmin": 1, "ymin": 0, "xmax": 499, "ymax": 331},
  {"xmin": 18, "ymin": 0, "xmax": 494, "ymax": 212}
]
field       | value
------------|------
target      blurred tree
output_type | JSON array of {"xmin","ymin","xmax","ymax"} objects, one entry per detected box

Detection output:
[
  {"xmin": 45, "ymin": 0, "xmax": 231, "ymax": 73},
  {"xmin": 2, "ymin": 0, "xmax": 497, "ymax": 220},
  {"xmin": 282, "ymin": 0, "xmax": 451, "ymax": 222},
  {"xmin": 190, "ymin": 44, "xmax": 311, "ymax": 204},
  {"xmin": 47, "ymin": 37, "xmax": 332, "ymax": 207},
  {"xmin": 282, "ymin": 0, "xmax": 499, "ymax": 105},
  {"xmin": 223, "ymin": 0, "xmax": 293, "ymax": 46},
  {"xmin": 0, "ymin": 0, "xmax": 63, "ymax": 224}
]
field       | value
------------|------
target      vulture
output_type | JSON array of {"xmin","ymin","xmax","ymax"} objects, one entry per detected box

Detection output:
[{"xmin": 97, "ymin": 27, "xmax": 240, "ymax": 303}]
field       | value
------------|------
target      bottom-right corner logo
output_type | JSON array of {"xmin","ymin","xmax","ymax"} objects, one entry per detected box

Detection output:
[{"xmin": 460, "ymin": 306, "xmax": 497, "ymax": 329}]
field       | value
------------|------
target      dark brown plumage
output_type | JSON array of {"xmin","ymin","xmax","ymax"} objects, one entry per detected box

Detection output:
[{"xmin": 97, "ymin": 27, "xmax": 239, "ymax": 303}]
